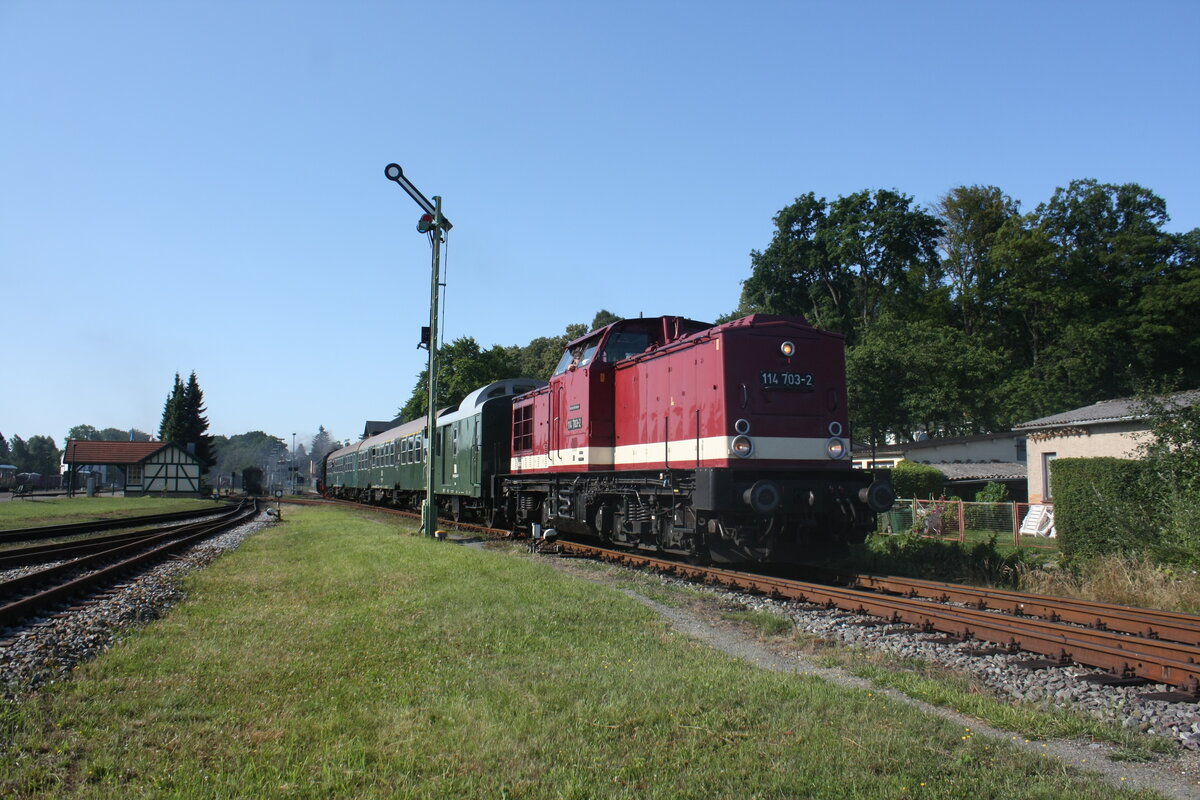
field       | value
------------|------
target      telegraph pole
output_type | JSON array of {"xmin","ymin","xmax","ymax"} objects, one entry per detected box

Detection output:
[{"xmin": 384, "ymin": 164, "xmax": 452, "ymax": 539}]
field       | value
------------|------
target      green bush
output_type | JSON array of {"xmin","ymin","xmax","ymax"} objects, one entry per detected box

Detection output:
[
  {"xmin": 1051, "ymin": 458, "xmax": 1150, "ymax": 561},
  {"xmin": 890, "ymin": 459, "xmax": 945, "ymax": 500},
  {"xmin": 857, "ymin": 530, "xmax": 1042, "ymax": 587},
  {"xmin": 976, "ymin": 481, "xmax": 1009, "ymax": 503}
]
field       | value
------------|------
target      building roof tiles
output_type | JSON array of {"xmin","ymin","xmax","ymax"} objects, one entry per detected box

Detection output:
[
  {"xmin": 63, "ymin": 440, "xmax": 170, "ymax": 465},
  {"xmin": 1014, "ymin": 389, "xmax": 1200, "ymax": 431}
]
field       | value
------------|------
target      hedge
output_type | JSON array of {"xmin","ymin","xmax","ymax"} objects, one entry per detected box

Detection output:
[
  {"xmin": 890, "ymin": 460, "xmax": 945, "ymax": 500},
  {"xmin": 1050, "ymin": 457, "xmax": 1152, "ymax": 560}
]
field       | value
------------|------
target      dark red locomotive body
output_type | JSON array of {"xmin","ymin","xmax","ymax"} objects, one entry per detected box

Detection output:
[{"xmin": 501, "ymin": 314, "xmax": 892, "ymax": 563}]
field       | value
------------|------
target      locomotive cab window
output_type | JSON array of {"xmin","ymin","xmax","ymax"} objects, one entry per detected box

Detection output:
[{"xmin": 601, "ymin": 330, "xmax": 651, "ymax": 363}]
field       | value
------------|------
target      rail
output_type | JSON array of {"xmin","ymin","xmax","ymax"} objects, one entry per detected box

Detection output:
[{"xmin": 553, "ymin": 540, "xmax": 1200, "ymax": 698}]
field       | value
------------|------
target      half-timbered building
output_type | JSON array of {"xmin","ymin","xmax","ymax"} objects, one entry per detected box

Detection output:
[{"xmin": 63, "ymin": 440, "xmax": 205, "ymax": 497}]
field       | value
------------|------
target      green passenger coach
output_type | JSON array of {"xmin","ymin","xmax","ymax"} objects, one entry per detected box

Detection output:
[{"xmin": 322, "ymin": 379, "xmax": 546, "ymax": 523}]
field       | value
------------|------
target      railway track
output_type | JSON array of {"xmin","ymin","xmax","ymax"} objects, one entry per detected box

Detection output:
[
  {"xmin": 0, "ymin": 502, "xmax": 240, "ymax": 545},
  {"xmin": 0, "ymin": 500, "xmax": 259, "ymax": 631},
  {"xmin": 551, "ymin": 539, "xmax": 1200, "ymax": 702}
]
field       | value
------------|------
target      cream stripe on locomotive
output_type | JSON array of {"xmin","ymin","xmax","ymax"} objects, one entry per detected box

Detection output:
[{"xmin": 510, "ymin": 435, "xmax": 847, "ymax": 471}]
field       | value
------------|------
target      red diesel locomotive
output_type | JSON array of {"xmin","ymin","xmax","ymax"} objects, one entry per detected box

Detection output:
[{"xmin": 499, "ymin": 313, "xmax": 894, "ymax": 563}]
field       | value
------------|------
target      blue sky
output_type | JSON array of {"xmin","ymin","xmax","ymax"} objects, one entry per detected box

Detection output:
[{"xmin": 2, "ymin": 0, "xmax": 1197, "ymax": 452}]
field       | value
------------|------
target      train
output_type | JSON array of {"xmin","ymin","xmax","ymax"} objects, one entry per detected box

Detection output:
[
  {"xmin": 323, "ymin": 313, "xmax": 894, "ymax": 564},
  {"xmin": 0, "ymin": 464, "xmax": 16, "ymax": 491}
]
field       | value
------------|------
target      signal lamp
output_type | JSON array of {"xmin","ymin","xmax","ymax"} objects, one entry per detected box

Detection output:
[
  {"xmin": 780, "ymin": 341, "xmax": 795, "ymax": 357},
  {"xmin": 826, "ymin": 438, "xmax": 846, "ymax": 459},
  {"xmin": 416, "ymin": 213, "xmax": 436, "ymax": 233}
]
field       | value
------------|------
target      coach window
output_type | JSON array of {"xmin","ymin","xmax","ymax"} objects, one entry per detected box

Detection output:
[{"xmin": 452, "ymin": 428, "xmax": 458, "ymax": 456}]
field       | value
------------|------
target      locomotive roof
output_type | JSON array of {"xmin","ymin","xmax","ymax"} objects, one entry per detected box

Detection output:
[
  {"xmin": 563, "ymin": 313, "xmax": 822, "ymax": 353},
  {"xmin": 563, "ymin": 315, "xmax": 714, "ymax": 349}
]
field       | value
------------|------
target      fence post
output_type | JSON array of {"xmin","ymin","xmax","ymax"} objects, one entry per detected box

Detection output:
[
  {"xmin": 958, "ymin": 499, "xmax": 965, "ymax": 543},
  {"xmin": 1012, "ymin": 502, "xmax": 1019, "ymax": 548}
]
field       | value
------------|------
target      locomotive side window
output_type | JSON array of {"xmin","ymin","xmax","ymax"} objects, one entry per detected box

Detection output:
[{"xmin": 513, "ymin": 404, "xmax": 534, "ymax": 452}]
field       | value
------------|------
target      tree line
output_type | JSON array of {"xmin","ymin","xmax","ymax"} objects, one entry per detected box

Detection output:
[
  {"xmin": 394, "ymin": 179, "xmax": 1197, "ymax": 445},
  {"xmin": 396, "ymin": 310, "xmax": 621, "ymax": 421},
  {"xmin": 734, "ymin": 180, "xmax": 1197, "ymax": 443},
  {"xmin": 7, "ymin": 367, "xmax": 340, "ymax": 490},
  {"xmin": 0, "ymin": 432, "xmax": 61, "ymax": 475}
]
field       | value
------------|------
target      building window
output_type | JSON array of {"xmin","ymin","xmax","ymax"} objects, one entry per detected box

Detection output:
[
  {"xmin": 127, "ymin": 464, "xmax": 143, "ymax": 484},
  {"xmin": 1042, "ymin": 452, "xmax": 1057, "ymax": 501}
]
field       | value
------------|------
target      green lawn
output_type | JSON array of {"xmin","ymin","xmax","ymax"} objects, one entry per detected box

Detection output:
[
  {"xmin": 0, "ymin": 506, "xmax": 1159, "ymax": 799},
  {"xmin": 0, "ymin": 496, "xmax": 223, "ymax": 531}
]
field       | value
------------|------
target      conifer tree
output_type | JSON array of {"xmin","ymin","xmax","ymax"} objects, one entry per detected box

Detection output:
[
  {"xmin": 157, "ymin": 372, "xmax": 213, "ymax": 467},
  {"xmin": 158, "ymin": 373, "xmax": 185, "ymax": 443},
  {"xmin": 181, "ymin": 371, "xmax": 214, "ymax": 466}
]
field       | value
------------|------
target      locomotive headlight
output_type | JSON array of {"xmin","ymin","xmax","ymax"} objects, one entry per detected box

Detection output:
[
  {"xmin": 731, "ymin": 435, "xmax": 754, "ymax": 458},
  {"xmin": 828, "ymin": 421, "xmax": 843, "ymax": 437},
  {"xmin": 780, "ymin": 341, "xmax": 795, "ymax": 357},
  {"xmin": 826, "ymin": 438, "xmax": 846, "ymax": 459},
  {"xmin": 734, "ymin": 418, "xmax": 751, "ymax": 434}
]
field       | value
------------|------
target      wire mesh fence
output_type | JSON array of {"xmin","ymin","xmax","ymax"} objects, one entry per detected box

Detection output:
[{"xmin": 875, "ymin": 499, "xmax": 1058, "ymax": 550}]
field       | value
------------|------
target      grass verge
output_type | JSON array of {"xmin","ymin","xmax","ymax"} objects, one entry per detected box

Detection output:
[
  {"xmin": 0, "ymin": 506, "xmax": 1164, "ymax": 799},
  {"xmin": 0, "ymin": 496, "xmax": 220, "ymax": 531}
]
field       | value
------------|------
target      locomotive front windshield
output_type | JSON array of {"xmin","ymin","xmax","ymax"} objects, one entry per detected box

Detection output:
[
  {"xmin": 552, "ymin": 318, "xmax": 711, "ymax": 376},
  {"xmin": 553, "ymin": 334, "xmax": 603, "ymax": 375}
]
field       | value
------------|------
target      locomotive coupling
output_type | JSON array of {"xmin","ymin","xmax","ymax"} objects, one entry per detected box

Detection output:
[{"xmin": 859, "ymin": 480, "xmax": 896, "ymax": 513}]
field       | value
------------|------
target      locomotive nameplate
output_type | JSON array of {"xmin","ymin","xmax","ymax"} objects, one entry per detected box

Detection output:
[{"xmin": 761, "ymin": 371, "xmax": 814, "ymax": 390}]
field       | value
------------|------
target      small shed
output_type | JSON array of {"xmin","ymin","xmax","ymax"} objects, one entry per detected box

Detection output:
[
  {"xmin": 63, "ymin": 440, "xmax": 205, "ymax": 497},
  {"xmin": 1014, "ymin": 389, "xmax": 1200, "ymax": 503}
]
